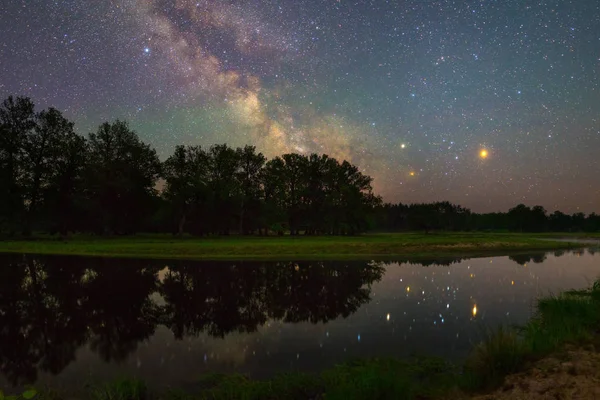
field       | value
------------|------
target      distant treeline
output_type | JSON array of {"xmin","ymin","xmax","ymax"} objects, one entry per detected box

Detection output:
[
  {"xmin": 373, "ymin": 202, "xmax": 600, "ymax": 233},
  {"xmin": 1, "ymin": 95, "xmax": 598, "ymax": 236}
]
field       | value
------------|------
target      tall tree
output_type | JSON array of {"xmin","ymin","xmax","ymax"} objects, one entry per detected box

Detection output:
[
  {"xmin": 236, "ymin": 145, "xmax": 266, "ymax": 235},
  {"xmin": 85, "ymin": 120, "xmax": 161, "ymax": 234},
  {"xmin": 280, "ymin": 153, "xmax": 308, "ymax": 235},
  {"xmin": 303, "ymin": 154, "xmax": 336, "ymax": 234},
  {"xmin": 163, "ymin": 145, "xmax": 210, "ymax": 236},
  {"xmin": 0, "ymin": 96, "xmax": 36, "ymax": 234},
  {"xmin": 206, "ymin": 144, "xmax": 240, "ymax": 235},
  {"xmin": 42, "ymin": 129, "xmax": 87, "ymax": 235},
  {"xmin": 261, "ymin": 156, "xmax": 287, "ymax": 235},
  {"xmin": 21, "ymin": 108, "xmax": 84, "ymax": 234},
  {"xmin": 335, "ymin": 160, "xmax": 380, "ymax": 234}
]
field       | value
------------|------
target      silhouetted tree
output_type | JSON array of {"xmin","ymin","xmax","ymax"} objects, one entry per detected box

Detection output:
[
  {"xmin": 206, "ymin": 144, "xmax": 240, "ymax": 235},
  {"xmin": 236, "ymin": 145, "xmax": 266, "ymax": 234},
  {"xmin": 85, "ymin": 120, "xmax": 161, "ymax": 234},
  {"xmin": 163, "ymin": 145, "xmax": 210, "ymax": 236},
  {"xmin": 0, "ymin": 96, "xmax": 36, "ymax": 234},
  {"xmin": 22, "ymin": 108, "xmax": 86, "ymax": 235}
]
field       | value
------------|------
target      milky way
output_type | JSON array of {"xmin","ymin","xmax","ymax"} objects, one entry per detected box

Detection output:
[{"xmin": 1, "ymin": 0, "xmax": 599, "ymax": 212}]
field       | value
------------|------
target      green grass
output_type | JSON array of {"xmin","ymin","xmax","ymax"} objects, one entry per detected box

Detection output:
[
  {"xmin": 463, "ymin": 278, "xmax": 600, "ymax": 391},
  {"xmin": 29, "ymin": 358, "xmax": 459, "ymax": 400},
  {"xmin": 89, "ymin": 380, "xmax": 148, "ymax": 400},
  {"xmin": 0, "ymin": 232, "xmax": 591, "ymax": 260}
]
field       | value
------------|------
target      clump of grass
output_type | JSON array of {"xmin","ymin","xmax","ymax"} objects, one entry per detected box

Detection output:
[
  {"xmin": 162, "ymin": 358, "xmax": 456, "ymax": 400},
  {"xmin": 322, "ymin": 357, "xmax": 457, "ymax": 400},
  {"xmin": 0, "ymin": 388, "xmax": 37, "ymax": 400},
  {"xmin": 170, "ymin": 372, "xmax": 324, "ymax": 400},
  {"xmin": 463, "ymin": 326, "xmax": 527, "ymax": 390},
  {"xmin": 89, "ymin": 379, "xmax": 147, "ymax": 400},
  {"xmin": 463, "ymin": 278, "xmax": 600, "ymax": 391}
]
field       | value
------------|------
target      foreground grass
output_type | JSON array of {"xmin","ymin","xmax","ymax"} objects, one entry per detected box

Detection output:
[
  {"xmin": 22, "ymin": 279, "xmax": 600, "ymax": 400},
  {"xmin": 463, "ymin": 279, "xmax": 600, "ymax": 390},
  {"xmin": 0, "ymin": 232, "xmax": 591, "ymax": 260}
]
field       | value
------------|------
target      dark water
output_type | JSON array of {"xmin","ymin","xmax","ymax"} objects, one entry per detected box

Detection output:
[{"xmin": 0, "ymin": 249, "xmax": 599, "ymax": 391}]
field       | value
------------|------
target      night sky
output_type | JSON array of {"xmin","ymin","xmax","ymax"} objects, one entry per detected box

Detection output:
[{"xmin": 1, "ymin": 0, "xmax": 599, "ymax": 213}]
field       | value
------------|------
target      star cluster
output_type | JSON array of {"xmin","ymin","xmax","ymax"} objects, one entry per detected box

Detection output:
[{"xmin": 1, "ymin": 0, "xmax": 599, "ymax": 212}]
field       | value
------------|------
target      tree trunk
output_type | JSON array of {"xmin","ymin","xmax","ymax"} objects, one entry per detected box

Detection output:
[{"xmin": 177, "ymin": 213, "xmax": 186, "ymax": 237}]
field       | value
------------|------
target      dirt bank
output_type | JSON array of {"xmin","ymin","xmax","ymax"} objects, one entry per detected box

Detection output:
[{"xmin": 473, "ymin": 346, "xmax": 600, "ymax": 400}]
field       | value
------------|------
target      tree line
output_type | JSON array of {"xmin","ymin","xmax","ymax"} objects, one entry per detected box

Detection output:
[
  {"xmin": 373, "ymin": 202, "xmax": 600, "ymax": 233},
  {"xmin": 0, "ymin": 96, "xmax": 379, "ymax": 236},
  {"xmin": 1, "ymin": 95, "xmax": 598, "ymax": 236}
]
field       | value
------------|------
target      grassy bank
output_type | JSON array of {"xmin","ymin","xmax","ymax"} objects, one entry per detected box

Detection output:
[
  {"xmin": 15, "ymin": 278, "xmax": 600, "ymax": 400},
  {"xmin": 0, "ymin": 232, "xmax": 593, "ymax": 260}
]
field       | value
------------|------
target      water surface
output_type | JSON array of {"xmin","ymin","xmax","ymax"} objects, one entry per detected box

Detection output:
[{"xmin": 0, "ymin": 249, "xmax": 598, "ymax": 391}]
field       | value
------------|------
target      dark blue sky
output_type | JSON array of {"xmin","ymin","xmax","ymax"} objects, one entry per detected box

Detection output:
[{"xmin": 1, "ymin": 0, "xmax": 599, "ymax": 212}]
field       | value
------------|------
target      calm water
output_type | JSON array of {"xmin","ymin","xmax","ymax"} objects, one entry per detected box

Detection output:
[{"xmin": 0, "ymin": 249, "xmax": 599, "ymax": 391}]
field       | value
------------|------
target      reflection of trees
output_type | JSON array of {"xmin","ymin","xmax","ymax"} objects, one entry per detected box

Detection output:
[
  {"xmin": 0, "ymin": 256, "xmax": 384, "ymax": 385},
  {"xmin": 377, "ymin": 257, "xmax": 468, "ymax": 267},
  {"xmin": 160, "ymin": 262, "xmax": 270, "ymax": 338},
  {"xmin": 0, "ymin": 255, "xmax": 89, "ymax": 385},
  {"xmin": 83, "ymin": 259, "xmax": 162, "ymax": 362},
  {"xmin": 0, "ymin": 256, "xmax": 161, "ymax": 385},
  {"xmin": 508, "ymin": 253, "xmax": 548, "ymax": 266},
  {"xmin": 265, "ymin": 261, "xmax": 384, "ymax": 323},
  {"xmin": 160, "ymin": 260, "xmax": 385, "ymax": 337}
]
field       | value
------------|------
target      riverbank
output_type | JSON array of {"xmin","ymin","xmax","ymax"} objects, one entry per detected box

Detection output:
[
  {"xmin": 0, "ymin": 232, "xmax": 595, "ymax": 260},
  {"xmin": 14, "ymin": 277, "xmax": 600, "ymax": 400}
]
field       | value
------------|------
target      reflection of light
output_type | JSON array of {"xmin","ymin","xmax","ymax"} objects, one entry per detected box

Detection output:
[
  {"xmin": 472, "ymin": 305, "xmax": 478, "ymax": 317},
  {"xmin": 410, "ymin": 171, "xmax": 415, "ymax": 177},
  {"xmin": 386, "ymin": 313, "xmax": 390, "ymax": 321},
  {"xmin": 511, "ymin": 280, "xmax": 515, "ymax": 285},
  {"xmin": 406, "ymin": 286, "xmax": 411, "ymax": 292},
  {"xmin": 401, "ymin": 143, "xmax": 406, "ymax": 149},
  {"xmin": 470, "ymin": 273, "xmax": 474, "ymax": 278},
  {"xmin": 357, "ymin": 334, "xmax": 361, "ymax": 342}
]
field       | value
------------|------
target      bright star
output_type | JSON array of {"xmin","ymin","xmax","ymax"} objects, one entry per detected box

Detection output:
[{"xmin": 479, "ymin": 149, "xmax": 489, "ymax": 159}]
